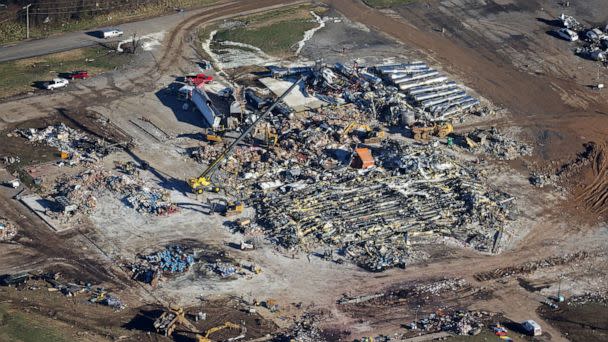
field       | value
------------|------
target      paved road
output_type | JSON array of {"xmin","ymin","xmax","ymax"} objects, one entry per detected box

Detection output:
[{"xmin": 0, "ymin": 2, "xmax": 231, "ymax": 62}]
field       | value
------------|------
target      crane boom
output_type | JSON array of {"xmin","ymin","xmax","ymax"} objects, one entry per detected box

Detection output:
[{"xmin": 188, "ymin": 76, "xmax": 305, "ymax": 193}]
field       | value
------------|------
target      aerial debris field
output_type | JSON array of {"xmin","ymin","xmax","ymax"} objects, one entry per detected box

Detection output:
[{"xmin": 0, "ymin": 0, "xmax": 608, "ymax": 341}]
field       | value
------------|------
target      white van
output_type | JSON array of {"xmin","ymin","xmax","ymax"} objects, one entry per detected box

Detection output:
[
  {"xmin": 100, "ymin": 28, "xmax": 124, "ymax": 39},
  {"xmin": 521, "ymin": 320, "xmax": 542, "ymax": 336}
]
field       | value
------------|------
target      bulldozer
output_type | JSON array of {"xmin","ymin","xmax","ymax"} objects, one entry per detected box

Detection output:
[
  {"xmin": 411, "ymin": 122, "xmax": 453, "ymax": 141},
  {"xmin": 223, "ymin": 201, "xmax": 244, "ymax": 217},
  {"xmin": 341, "ymin": 122, "xmax": 386, "ymax": 144},
  {"xmin": 154, "ymin": 305, "xmax": 244, "ymax": 342},
  {"xmin": 364, "ymin": 128, "xmax": 386, "ymax": 144},
  {"xmin": 204, "ymin": 130, "xmax": 223, "ymax": 143}
]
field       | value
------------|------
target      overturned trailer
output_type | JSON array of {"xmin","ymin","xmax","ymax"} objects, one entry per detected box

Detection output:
[{"xmin": 191, "ymin": 86, "xmax": 221, "ymax": 128}]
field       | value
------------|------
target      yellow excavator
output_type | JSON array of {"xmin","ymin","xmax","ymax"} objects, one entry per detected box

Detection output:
[
  {"xmin": 154, "ymin": 305, "xmax": 244, "ymax": 342},
  {"xmin": 203, "ymin": 127, "xmax": 225, "ymax": 143},
  {"xmin": 411, "ymin": 122, "xmax": 453, "ymax": 141},
  {"xmin": 188, "ymin": 76, "xmax": 304, "ymax": 194},
  {"xmin": 341, "ymin": 122, "xmax": 386, "ymax": 144},
  {"xmin": 200, "ymin": 322, "xmax": 242, "ymax": 342}
]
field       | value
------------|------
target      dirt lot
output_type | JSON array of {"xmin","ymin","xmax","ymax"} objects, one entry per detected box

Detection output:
[
  {"xmin": 0, "ymin": 0, "xmax": 607, "ymax": 341},
  {"xmin": 538, "ymin": 298, "xmax": 608, "ymax": 342}
]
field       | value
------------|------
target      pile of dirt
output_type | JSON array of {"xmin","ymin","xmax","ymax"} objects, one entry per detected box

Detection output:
[{"xmin": 555, "ymin": 142, "xmax": 608, "ymax": 216}]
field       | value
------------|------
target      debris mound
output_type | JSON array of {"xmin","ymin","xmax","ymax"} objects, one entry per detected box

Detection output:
[
  {"xmin": 128, "ymin": 245, "xmax": 195, "ymax": 285},
  {"xmin": 407, "ymin": 309, "xmax": 492, "ymax": 336},
  {"xmin": 467, "ymin": 128, "xmax": 533, "ymax": 160},
  {"xmin": 252, "ymin": 140, "xmax": 515, "ymax": 271},
  {"xmin": 46, "ymin": 169, "xmax": 178, "ymax": 219},
  {"xmin": 15, "ymin": 124, "xmax": 117, "ymax": 164},
  {"xmin": 0, "ymin": 218, "xmax": 17, "ymax": 241}
]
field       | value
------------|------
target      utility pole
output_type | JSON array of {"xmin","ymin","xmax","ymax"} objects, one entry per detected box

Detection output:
[{"xmin": 23, "ymin": 4, "xmax": 32, "ymax": 39}]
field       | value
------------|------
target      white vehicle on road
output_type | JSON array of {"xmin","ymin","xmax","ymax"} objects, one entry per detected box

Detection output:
[
  {"xmin": 100, "ymin": 28, "xmax": 124, "ymax": 39},
  {"xmin": 557, "ymin": 28, "xmax": 579, "ymax": 42},
  {"xmin": 45, "ymin": 78, "xmax": 69, "ymax": 90}
]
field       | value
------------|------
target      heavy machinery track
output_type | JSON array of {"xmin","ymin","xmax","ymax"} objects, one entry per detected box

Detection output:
[{"xmin": 577, "ymin": 142, "xmax": 608, "ymax": 215}]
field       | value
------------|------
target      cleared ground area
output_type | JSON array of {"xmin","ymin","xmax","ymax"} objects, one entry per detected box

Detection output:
[{"xmin": 0, "ymin": 0, "xmax": 607, "ymax": 341}]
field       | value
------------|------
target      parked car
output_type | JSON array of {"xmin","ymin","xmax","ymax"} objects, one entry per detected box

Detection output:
[
  {"xmin": 45, "ymin": 78, "xmax": 69, "ymax": 90},
  {"xmin": 585, "ymin": 28, "xmax": 605, "ymax": 42},
  {"xmin": 557, "ymin": 28, "xmax": 579, "ymax": 42},
  {"xmin": 69, "ymin": 70, "xmax": 89, "ymax": 80},
  {"xmin": 100, "ymin": 28, "xmax": 124, "ymax": 39},
  {"xmin": 185, "ymin": 73, "xmax": 213, "ymax": 86}
]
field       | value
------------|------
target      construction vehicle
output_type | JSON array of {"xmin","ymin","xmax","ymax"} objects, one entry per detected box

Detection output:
[
  {"xmin": 223, "ymin": 201, "xmax": 244, "ymax": 217},
  {"xmin": 188, "ymin": 76, "xmax": 304, "ymax": 194},
  {"xmin": 364, "ymin": 128, "xmax": 386, "ymax": 144},
  {"xmin": 201, "ymin": 322, "xmax": 243, "ymax": 342},
  {"xmin": 411, "ymin": 122, "xmax": 453, "ymax": 141},
  {"xmin": 342, "ymin": 122, "xmax": 372, "ymax": 139},
  {"xmin": 265, "ymin": 125, "xmax": 279, "ymax": 146},
  {"xmin": 154, "ymin": 304, "xmax": 244, "ymax": 342},
  {"xmin": 342, "ymin": 122, "xmax": 386, "ymax": 144},
  {"xmin": 203, "ymin": 128, "xmax": 224, "ymax": 143}
]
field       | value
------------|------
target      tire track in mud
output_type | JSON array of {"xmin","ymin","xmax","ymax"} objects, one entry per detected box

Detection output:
[{"xmin": 576, "ymin": 142, "xmax": 608, "ymax": 215}]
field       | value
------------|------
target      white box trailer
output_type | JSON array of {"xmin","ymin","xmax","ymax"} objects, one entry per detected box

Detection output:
[{"xmin": 191, "ymin": 87, "xmax": 220, "ymax": 128}]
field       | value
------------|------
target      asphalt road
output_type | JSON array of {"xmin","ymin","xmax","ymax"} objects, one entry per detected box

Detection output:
[{"xmin": 0, "ymin": 2, "xmax": 229, "ymax": 63}]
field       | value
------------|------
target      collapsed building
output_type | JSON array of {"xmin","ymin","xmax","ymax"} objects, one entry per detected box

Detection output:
[
  {"xmin": 181, "ymin": 60, "xmax": 521, "ymax": 271},
  {"xmin": 46, "ymin": 168, "xmax": 178, "ymax": 219}
]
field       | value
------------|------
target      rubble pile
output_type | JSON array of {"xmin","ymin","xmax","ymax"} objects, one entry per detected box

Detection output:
[
  {"xmin": 467, "ymin": 128, "xmax": 533, "ymax": 160},
  {"xmin": 250, "ymin": 139, "xmax": 515, "ymax": 271},
  {"xmin": 128, "ymin": 245, "xmax": 195, "ymax": 284},
  {"xmin": 89, "ymin": 288, "xmax": 126, "ymax": 310},
  {"xmin": 15, "ymin": 124, "xmax": 117, "ymax": 164},
  {"xmin": 0, "ymin": 218, "xmax": 17, "ymax": 241},
  {"xmin": 208, "ymin": 262, "xmax": 237, "ymax": 278},
  {"xmin": 407, "ymin": 310, "xmax": 492, "ymax": 336},
  {"xmin": 281, "ymin": 312, "xmax": 324, "ymax": 342},
  {"xmin": 474, "ymin": 251, "xmax": 591, "ymax": 281},
  {"xmin": 1, "ymin": 155, "xmax": 20, "ymax": 165},
  {"xmin": 567, "ymin": 293, "xmax": 608, "ymax": 305},
  {"xmin": 47, "ymin": 169, "xmax": 177, "ymax": 218},
  {"xmin": 260, "ymin": 61, "xmax": 484, "ymax": 130},
  {"xmin": 4, "ymin": 271, "xmax": 126, "ymax": 310},
  {"xmin": 554, "ymin": 14, "xmax": 608, "ymax": 63}
]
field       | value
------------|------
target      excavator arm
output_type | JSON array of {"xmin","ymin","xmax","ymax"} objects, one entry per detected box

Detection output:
[{"xmin": 188, "ymin": 76, "xmax": 305, "ymax": 194}]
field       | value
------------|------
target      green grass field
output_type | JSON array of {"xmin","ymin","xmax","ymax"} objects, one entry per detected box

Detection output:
[
  {"xmin": 214, "ymin": 20, "xmax": 318, "ymax": 56},
  {"xmin": 209, "ymin": 5, "xmax": 324, "ymax": 57},
  {"xmin": 0, "ymin": 47, "xmax": 132, "ymax": 98},
  {"xmin": 0, "ymin": 304, "xmax": 69, "ymax": 342}
]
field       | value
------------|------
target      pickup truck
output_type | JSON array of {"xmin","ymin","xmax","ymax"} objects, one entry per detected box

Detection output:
[
  {"xmin": 45, "ymin": 78, "xmax": 69, "ymax": 90},
  {"xmin": 68, "ymin": 70, "xmax": 89, "ymax": 80},
  {"xmin": 100, "ymin": 28, "xmax": 124, "ymax": 39},
  {"xmin": 185, "ymin": 73, "xmax": 213, "ymax": 86}
]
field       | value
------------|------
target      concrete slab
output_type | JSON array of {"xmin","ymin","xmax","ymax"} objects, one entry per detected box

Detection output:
[
  {"xmin": 259, "ymin": 77, "xmax": 327, "ymax": 112},
  {"xmin": 20, "ymin": 195, "xmax": 70, "ymax": 232}
]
